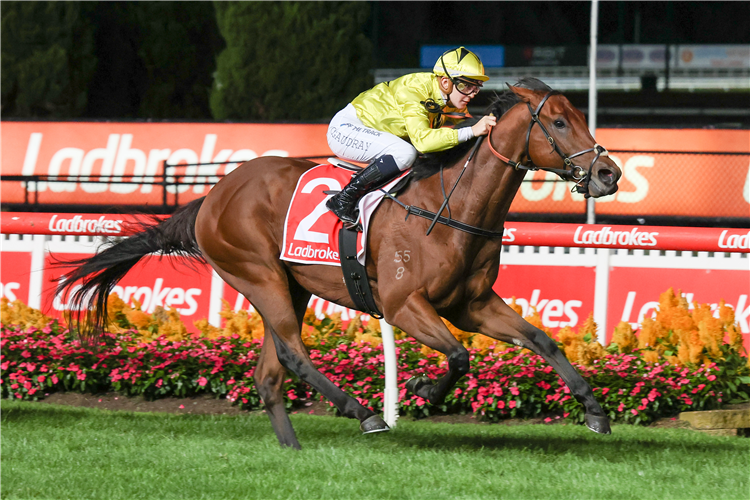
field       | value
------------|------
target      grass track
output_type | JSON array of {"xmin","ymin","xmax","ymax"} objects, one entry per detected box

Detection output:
[{"xmin": 2, "ymin": 401, "xmax": 748, "ymax": 500}]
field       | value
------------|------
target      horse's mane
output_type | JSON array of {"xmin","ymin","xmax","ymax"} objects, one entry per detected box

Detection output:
[{"xmin": 411, "ymin": 77, "xmax": 554, "ymax": 181}]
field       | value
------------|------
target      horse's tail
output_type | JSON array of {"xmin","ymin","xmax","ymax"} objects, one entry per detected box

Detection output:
[{"xmin": 56, "ymin": 197, "xmax": 206, "ymax": 340}]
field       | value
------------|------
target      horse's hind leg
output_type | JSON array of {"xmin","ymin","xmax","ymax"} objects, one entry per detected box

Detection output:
[
  {"xmin": 256, "ymin": 328, "xmax": 300, "ymax": 449},
  {"xmin": 254, "ymin": 282, "xmax": 314, "ymax": 449},
  {"xmin": 466, "ymin": 294, "xmax": 611, "ymax": 434},
  {"xmin": 389, "ymin": 291, "xmax": 471, "ymax": 405},
  {"xmin": 229, "ymin": 272, "xmax": 388, "ymax": 446}
]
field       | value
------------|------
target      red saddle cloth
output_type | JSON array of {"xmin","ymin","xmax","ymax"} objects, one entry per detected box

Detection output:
[{"xmin": 280, "ymin": 164, "xmax": 364, "ymax": 266}]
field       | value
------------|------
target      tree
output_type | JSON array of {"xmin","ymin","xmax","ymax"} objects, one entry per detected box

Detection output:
[
  {"xmin": 133, "ymin": 3, "xmax": 224, "ymax": 120},
  {"xmin": 210, "ymin": 2, "xmax": 373, "ymax": 122},
  {"xmin": 1, "ymin": 2, "xmax": 97, "ymax": 118}
]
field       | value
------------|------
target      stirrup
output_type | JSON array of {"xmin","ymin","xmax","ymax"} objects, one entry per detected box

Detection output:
[{"xmin": 328, "ymin": 157, "xmax": 363, "ymax": 172}]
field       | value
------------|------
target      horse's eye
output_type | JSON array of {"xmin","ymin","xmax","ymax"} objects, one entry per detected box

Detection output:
[{"xmin": 554, "ymin": 119, "xmax": 565, "ymax": 128}]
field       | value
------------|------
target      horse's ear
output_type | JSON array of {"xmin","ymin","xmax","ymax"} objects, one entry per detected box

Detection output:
[{"xmin": 507, "ymin": 83, "xmax": 534, "ymax": 103}]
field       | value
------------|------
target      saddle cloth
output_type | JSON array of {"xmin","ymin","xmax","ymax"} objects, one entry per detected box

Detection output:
[{"xmin": 280, "ymin": 164, "xmax": 405, "ymax": 267}]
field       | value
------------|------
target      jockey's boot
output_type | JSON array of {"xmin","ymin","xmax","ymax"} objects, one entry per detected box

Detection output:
[{"xmin": 326, "ymin": 155, "xmax": 401, "ymax": 226}]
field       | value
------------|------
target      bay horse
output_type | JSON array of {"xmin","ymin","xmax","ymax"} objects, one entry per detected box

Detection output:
[{"xmin": 59, "ymin": 78, "xmax": 621, "ymax": 449}]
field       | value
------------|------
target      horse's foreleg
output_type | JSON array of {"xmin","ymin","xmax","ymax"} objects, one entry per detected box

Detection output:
[
  {"xmin": 389, "ymin": 291, "xmax": 470, "ymax": 405},
  {"xmin": 467, "ymin": 293, "xmax": 611, "ymax": 434}
]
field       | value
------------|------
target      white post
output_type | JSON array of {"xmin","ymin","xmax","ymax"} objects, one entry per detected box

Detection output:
[
  {"xmin": 27, "ymin": 235, "xmax": 46, "ymax": 309},
  {"xmin": 587, "ymin": 0, "xmax": 599, "ymax": 225},
  {"xmin": 593, "ymin": 248, "xmax": 611, "ymax": 345},
  {"xmin": 379, "ymin": 319, "xmax": 399, "ymax": 428},
  {"xmin": 208, "ymin": 270, "xmax": 225, "ymax": 327}
]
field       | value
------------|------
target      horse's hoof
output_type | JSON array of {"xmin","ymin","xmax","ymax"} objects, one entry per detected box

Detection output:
[
  {"xmin": 360, "ymin": 415, "xmax": 390, "ymax": 434},
  {"xmin": 585, "ymin": 414, "xmax": 611, "ymax": 434},
  {"xmin": 405, "ymin": 376, "xmax": 431, "ymax": 396}
]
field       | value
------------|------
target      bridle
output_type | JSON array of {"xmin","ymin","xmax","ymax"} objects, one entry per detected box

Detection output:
[
  {"xmin": 382, "ymin": 91, "xmax": 610, "ymax": 239},
  {"xmin": 486, "ymin": 91, "xmax": 609, "ymax": 198}
]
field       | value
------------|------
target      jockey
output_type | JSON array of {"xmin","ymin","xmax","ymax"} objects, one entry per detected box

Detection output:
[{"xmin": 326, "ymin": 46, "xmax": 497, "ymax": 225}]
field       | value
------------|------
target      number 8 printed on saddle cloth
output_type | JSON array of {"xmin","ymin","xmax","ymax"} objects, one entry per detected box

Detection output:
[{"xmin": 280, "ymin": 165, "xmax": 364, "ymax": 266}]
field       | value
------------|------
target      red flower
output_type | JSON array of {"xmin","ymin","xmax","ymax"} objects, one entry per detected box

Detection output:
[{"xmin": 197, "ymin": 376, "xmax": 208, "ymax": 387}]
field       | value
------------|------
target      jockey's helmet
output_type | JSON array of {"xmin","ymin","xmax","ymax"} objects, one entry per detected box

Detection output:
[{"xmin": 433, "ymin": 47, "xmax": 489, "ymax": 90}]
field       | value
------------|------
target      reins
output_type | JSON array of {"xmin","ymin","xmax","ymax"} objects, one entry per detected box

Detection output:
[{"xmin": 381, "ymin": 90, "xmax": 609, "ymax": 239}]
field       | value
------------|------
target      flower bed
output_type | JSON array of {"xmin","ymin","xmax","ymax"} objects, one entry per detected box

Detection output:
[{"xmin": 2, "ymin": 289, "xmax": 749, "ymax": 425}]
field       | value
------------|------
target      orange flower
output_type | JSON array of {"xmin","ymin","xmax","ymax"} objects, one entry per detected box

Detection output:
[
  {"xmin": 637, "ymin": 317, "xmax": 663, "ymax": 349},
  {"xmin": 641, "ymin": 350, "xmax": 660, "ymax": 364},
  {"xmin": 580, "ymin": 341, "xmax": 606, "ymax": 366},
  {"xmin": 612, "ymin": 321, "xmax": 636, "ymax": 353},
  {"xmin": 507, "ymin": 297, "xmax": 523, "ymax": 316},
  {"xmin": 697, "ymin": 316, "xmax": 723, "ymax": 359},
  {"xmin": 557, "ymin": 325, "xmax": 585, "ymax": 363},
  {"xmin": 579, "ymin": 313, "xmax": 599, "ymax": 340}
]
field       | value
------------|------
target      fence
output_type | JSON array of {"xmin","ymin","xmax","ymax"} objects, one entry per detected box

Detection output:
[{"xmin": 2, "ymin": 213, "xmax": 749, "ymax": 426}]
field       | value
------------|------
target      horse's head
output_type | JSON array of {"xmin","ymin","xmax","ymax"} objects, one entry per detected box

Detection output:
[{"xmin": 508, "ymin": 84, "xmax": 621, "ymax": 198}]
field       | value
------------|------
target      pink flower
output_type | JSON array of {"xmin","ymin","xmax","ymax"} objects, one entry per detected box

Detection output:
[
  {"xmin": 51, "ymin": 374, "xmax": 59, "ymax": 384},
  {"xmin": 631, "ymin": 409, "xmax": 638, "ymax": 415},
  {"xmin": 37, "ymin": 375, "xmax": 46, "ymax": 383},
  {"xmin": 707, "ymin": 375, "xmax": 716, "ymax": 381},
  {"xmin": 510, "ymin": 387, "xmax": 520, "ymax": 396},
  {"xmin": 509, "ymin": 400, "xmax": 516, "ymax": 408},
  {"xmin": 197, "ymin": 376, "xmax": 208, "ymax": 387},
  {"xmin": 497, "ymin": 400, "xmax": 505, "ymax": 409}
]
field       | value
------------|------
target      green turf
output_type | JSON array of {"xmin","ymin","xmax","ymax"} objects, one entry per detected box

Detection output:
[{"xmin": 2, "ymin": 401, "xmax": 748, "ymax": 500}]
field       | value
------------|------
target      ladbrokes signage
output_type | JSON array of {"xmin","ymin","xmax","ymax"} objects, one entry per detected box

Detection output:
[
  {"xmin": 3, "ymin": 122, "xmax": 749, "ymax": 218},
  {"xmin": 3, "ymin": 122, "xmax": 329, "ymax": 206}
]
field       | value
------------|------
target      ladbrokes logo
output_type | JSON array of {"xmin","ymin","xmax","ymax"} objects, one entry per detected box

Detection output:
[
  {"xmin": 286, "ymin": 242, "xmax": 339, "ymax": 261},
  {"xmin": 49, "ymin": 215, "xmax": 123, "ymax": 235},
  {"xmin": 573, "ymin": 226, "xmax": 658, "ymax": 247},
  {"xmin": 718, "ymin": 230, "xmax": 750, "ymax": 250},
  {"xmin": 19, "ymin": 132, "xmax": 289, "ymax": 195},
  {"xmin": 502, "ymin": 289, "xmax": 583, "ymax": 328},
  {"xmin": 55, "ymin": 278, "xmax": 202, "ymax": 316},
  {"xmin": 0, "ymin": 282, "xmax": 21, "ymax": 302}
]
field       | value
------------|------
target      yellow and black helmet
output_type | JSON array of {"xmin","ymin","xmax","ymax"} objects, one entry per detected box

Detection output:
[{"xmin": 433, "ymin": 47, "xmax": 489, "ymax": 83}]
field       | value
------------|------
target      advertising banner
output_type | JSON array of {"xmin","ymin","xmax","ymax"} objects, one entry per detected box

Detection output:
[
  {"xmin": 2, "ymin": 122, "xmax": 329, "ymax": 206},
  {"xmin": 607, "ymin": 267, "xmax": 750, "ymax": 347},
  {"xmin": 504, "ymin": 46, "xmax": 587, "ymax": 67},
  {"xmin": 492, "ymin": 264, "xmax": 597, "ymax": 330},
  {"xmin": 0, "ymin": 252, "xmax": 32, "ymax": 304},
  {"xmin": 676, "ymin": 45, "xmax": 750, "ymax": 70},
  {"xmin": 41, "ymin": 254, "xmax": 214, "ymax": 327},
  {"xmin": 3, "ymin": 123, "xmax": 749, "ymax": 218}
]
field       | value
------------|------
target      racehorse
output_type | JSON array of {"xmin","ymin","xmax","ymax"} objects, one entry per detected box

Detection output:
[{"xmin": 59, "ymin": 78, "xmax": 621, "ymax": 450}]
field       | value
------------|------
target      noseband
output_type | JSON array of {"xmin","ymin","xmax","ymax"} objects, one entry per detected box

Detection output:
[{"xmin": 486, "ymin": 91, "xmax": 609, "ymax": 197}]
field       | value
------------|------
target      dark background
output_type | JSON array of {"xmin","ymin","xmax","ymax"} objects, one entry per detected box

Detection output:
[{"xmin": 2, "ymin": 1, "xmax": 748, "ymax": 127}]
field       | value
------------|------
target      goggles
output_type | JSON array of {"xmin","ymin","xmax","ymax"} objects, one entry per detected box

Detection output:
[
  {"xmin": 439, "ymin": 52, "xmax": 483, "ymax": 96},
  {"xmin": 454, "ymin": 78, "xmax": 482, "ymax": 96}
]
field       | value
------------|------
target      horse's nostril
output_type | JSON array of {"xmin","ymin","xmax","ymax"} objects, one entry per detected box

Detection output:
[{"xmin": 598, "ymin": 169, "xmax": 615, "ymax": 185}]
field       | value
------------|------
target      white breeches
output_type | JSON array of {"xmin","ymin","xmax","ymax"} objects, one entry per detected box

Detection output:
[{"xmin": 327, "ymin": 104, "xmax": 417, "ymax": 171}]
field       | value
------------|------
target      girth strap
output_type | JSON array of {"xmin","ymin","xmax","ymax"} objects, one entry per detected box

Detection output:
[{"xmin": 338, "ymin": 226, "xmax": 383, "ymax": 318}]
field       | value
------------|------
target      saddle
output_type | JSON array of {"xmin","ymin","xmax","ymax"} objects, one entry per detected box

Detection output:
[{"xmin": 328, "ymin": 158, "xmax": 411, "ymax": 319}]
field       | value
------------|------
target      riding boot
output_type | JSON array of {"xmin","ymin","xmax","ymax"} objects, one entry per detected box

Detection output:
[{"xmin": 326, "ymin": 155, "xmax": 401, "ymax": 225}]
